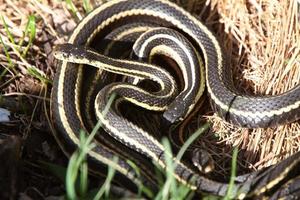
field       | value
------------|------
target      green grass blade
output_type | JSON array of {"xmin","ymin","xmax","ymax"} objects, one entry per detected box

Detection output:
[
  {"xmin": 79, "ymin": 160, "xmax": 88, "ymax": 197},
  {"xmin": 1, "ymin": 15, "xmax": 16, "ymax": 45},
  {"xmin": 22, "ymin": 15, "xmax": 36, "ymax": 57},
  {"xmin": 154, "ymin": 124, "xmax": 210, "ymax": 200},
  {"xmin": 86, "ymin": 93, "xmax": 116, "ymax": 146},
  {"xmin": 224, "ymin": 147, "xmax": 238, "ymax": 200},
  {"xmin": 65, "ymin": 0, "xmax": 82, "ymax": 20},
  {"xmin": 176, "ymin": 123, "xmax": 210, "ymax": 162},
  {"xmin": 155, "ymin": 138, "xmax": 176, "ymax": 200},
  {"xmin": 0, "ymin": 34, "xmax": 17, "ymax": 78},
  {"xmin": 93, "ymin": 157, "xmax": 118, "ymax": 200},
  {"xmin": 126, "ymin": 160, "xmax": 154, "ymax": 198},
  {"xmin": 65, "ymin": 93, "xmax": 117, "ymax": 199},
  {"xmin": 27, "ymin": 67, "xmax": 52, "ymax": 84},
  {"xmin": 83, "ymin": 0, "xmax": 93, "ymax": 13},
  {"xmin": 66, "ymin": 151, "xmax": 80, "ymax": 200}
]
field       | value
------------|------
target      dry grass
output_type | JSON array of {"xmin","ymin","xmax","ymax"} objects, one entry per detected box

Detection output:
[
  {"xmin": 206, "ymin": 0, "xmax": 300, "ymax": 169},
  {"xmin": 0, "ymin": 0, "xmax": 299, "ymax": 188}
]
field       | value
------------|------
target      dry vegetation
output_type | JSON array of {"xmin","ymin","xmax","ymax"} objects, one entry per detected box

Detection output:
[
  {"xmin": 0, "ymin": 0, "xmax": 299, "ymax": 197},
  {"xmin": 207, "ymin": 0, "xmax": 300, "ymax": 169}
]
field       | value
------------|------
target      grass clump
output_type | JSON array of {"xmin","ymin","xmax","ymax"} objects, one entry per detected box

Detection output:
[{"xmin": 59, "ymin": 121, "xmax": 239, "ymax": 200}]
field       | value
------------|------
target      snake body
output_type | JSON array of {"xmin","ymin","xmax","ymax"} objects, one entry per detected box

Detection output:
[{"xmin": 51, "ymin": 0, "xmax": 300, "ymax": 198}]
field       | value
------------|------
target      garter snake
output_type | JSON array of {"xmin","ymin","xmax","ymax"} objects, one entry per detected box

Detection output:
[{"xmin": 51, "ymin": 0, "xmax": 300, "ymax": 198}]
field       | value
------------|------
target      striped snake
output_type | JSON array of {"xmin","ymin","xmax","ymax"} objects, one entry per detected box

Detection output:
[{"xmin": 51, "ymin": 0, "xmax": 300, "ymax": 198}]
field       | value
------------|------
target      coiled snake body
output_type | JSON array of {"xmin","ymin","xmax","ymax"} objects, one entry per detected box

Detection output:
[{"xmin": 51, "ymin": 0, "xmax": 300, "ymax": 198}]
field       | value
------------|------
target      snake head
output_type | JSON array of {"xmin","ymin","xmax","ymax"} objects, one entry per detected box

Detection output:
[
  {"xmin": 163, "ymin": 99, "xmax": 189, "ymax": 123},
  {"xmin": 192, "ymin": 148, "xmax": 214, "ymax": 174}
]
